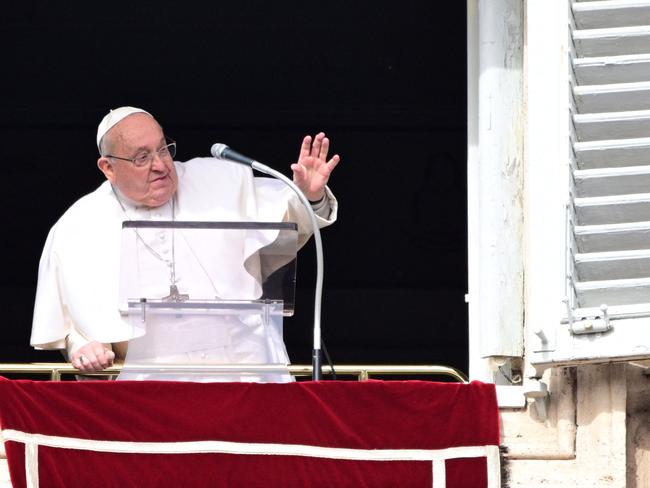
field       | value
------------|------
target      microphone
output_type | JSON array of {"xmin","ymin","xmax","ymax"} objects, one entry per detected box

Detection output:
[
  {"xmin": 209, "ymin": 142, "xmax": 327, "ymax": 381},
  {"xmin": 210, "ymin": 143, "xmax": 257, "ymax": 167}
]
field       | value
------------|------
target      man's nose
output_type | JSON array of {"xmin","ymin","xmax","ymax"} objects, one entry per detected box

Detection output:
[{"xmin": 150, "ymin": 153, "xmax": 167, "ymax": 172}]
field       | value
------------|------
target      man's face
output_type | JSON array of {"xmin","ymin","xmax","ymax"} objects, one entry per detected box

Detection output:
[{"xmin": 97, "ymin": 113, "xmax": 178, "ymax": 207}]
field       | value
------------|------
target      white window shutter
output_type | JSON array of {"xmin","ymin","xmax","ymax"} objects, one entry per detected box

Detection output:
[
  {"xmin": 531, "ymin": 0, "xmax": 650, "ymax": 368},
  {"xmin": 571, "ymin": 1, "xmax": 650, "ymax": 315}
]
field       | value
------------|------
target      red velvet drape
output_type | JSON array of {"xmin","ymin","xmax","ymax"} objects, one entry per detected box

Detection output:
[{"xmin": 0, "ymin": 378, "xmax": 498, "ymax": 487}]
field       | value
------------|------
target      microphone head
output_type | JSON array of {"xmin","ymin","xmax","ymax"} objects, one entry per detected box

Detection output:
[{"xmin": 210, "ymin": 143, "xmax": 229, "ymax": 159}]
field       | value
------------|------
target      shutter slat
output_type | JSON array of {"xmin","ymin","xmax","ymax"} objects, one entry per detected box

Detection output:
[
  {"xmin": 574, "ymin": 82, "xmax": 650, "ymax": 112},
  {"xmin": 573, "ymin": 25, "xmax": 650, "ymax": 57},
  {"xmin": 573, "ymin": 1, "xmax": 650, "ymax": 29},
  {"xmin": 575, "ymin": 277, "xmax": 650, "ymax": 307},
  {"xmin": 575, "ymin": 194, "xmax": 650, "ymax": 225},
  {"xmin": 575, "ymin": 221, "xmax": 650, "ymax": 252},
  {"xmin": 574, "ymin": 164, "xmax": 650, "ymax": 196},
  {"xmin": 576, "ymin": 249, "xmax": 650, "ymax": 280},
  {"xmin": 574, "ymin": 54, "xmax": 650, "ymax": 85},
  {"xmin": 574, "ymin": 110, "xmax": 650, "ymax": 140},
  {"xmin": 574, "ymin": 137, "xmax": 650, "ymax": 168}
]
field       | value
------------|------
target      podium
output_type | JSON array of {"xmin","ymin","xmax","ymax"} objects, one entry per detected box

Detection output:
[{"xmin": 117, "ymin": 221, "xmax": 298, "ymax": 382}]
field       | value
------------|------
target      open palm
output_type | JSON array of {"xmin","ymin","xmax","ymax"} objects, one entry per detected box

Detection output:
[{"xmin": 291, "ymin": 132, "xmax": 340, "ymax": 201}]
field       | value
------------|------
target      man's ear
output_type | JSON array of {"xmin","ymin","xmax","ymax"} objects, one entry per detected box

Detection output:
[{"xmin": 97, "ymin": 157, "xmax": 115, "ymax": 183}]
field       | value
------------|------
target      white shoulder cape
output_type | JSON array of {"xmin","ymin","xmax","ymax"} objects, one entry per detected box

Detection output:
[{"xmin": 30, "ymin": 157, "xmax": 337, "ymax": 349}]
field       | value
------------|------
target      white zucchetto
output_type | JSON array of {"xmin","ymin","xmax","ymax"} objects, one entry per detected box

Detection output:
[{"xmin": 96, "ymin": 106, "xmax": 151, "ymax": 151}]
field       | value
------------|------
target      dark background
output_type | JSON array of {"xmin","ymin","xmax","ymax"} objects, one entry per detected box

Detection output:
[{"xmin": 0, "ymin": 2, "xmax": 468, "ymax": 373}]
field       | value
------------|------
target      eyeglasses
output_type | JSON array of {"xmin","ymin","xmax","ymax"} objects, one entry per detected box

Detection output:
[{"xmin": 104, "ymin": 138, "xmax": 177, "ymax": 168}]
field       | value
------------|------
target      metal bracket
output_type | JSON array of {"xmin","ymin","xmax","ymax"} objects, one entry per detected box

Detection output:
[
  {"xmin": 140, "ymin": 298, "xmax": 147, "ymax": 323},
  {"xmin": 524, "ymin": 380, "xmax": 550, "ymax": 422},
  {"xmin": 566, "ymin": 302, "xmax": 612, "ymax": 335}
]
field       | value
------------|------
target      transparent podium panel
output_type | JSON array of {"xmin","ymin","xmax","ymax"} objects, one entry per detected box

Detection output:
[{"xmin": 117, "ymin": 221, "xmax": 298, "ymax": 382}]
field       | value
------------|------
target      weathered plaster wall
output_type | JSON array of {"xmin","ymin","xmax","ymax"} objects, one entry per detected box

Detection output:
[
  {"xmin": 502, "ymin": 363, "xmax": 650, "ymax": 487},
  {"xmin": 625, "ymin": 361, "xmax": 650, "ymax": 488}
]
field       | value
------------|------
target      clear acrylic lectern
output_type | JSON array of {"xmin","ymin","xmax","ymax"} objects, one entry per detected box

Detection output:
[{"xmin": 117, "ymin": 221, "xmax": 298, "ymax": 382}]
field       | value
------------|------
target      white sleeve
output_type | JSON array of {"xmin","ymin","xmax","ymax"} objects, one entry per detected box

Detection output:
[
  {"xmin": 287, "ymin": 185, "xmax": 338, "ymax": 249},
  {"xmin": 65, "ymin": 328, "xmax": 113, "ymax": 357},
  {"xmin": 253, "ymin": 177, "xmax": 338, "ymax": 248},
  {"xmin": 310, "ymin": 190, "xmax": 336, "ymax": 220},
  {"xmin": 30, "ymin": 225, "xmax": 70, "ymax": 350}
]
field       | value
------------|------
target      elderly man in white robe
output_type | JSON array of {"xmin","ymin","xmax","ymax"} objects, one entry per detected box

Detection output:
[{"xmin": 29, "ymin": 107, "xmax": 340, "ymax": 379}]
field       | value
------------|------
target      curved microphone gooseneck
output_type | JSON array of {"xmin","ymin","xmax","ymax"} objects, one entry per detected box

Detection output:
[{"xmin": 210, "ymin": 143, "xmax": 325, "ymax": 381}]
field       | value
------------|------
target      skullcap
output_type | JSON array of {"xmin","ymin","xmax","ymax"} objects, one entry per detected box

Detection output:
[{"xmin": 96, "ymin": 106, "xmax": 151, "ymax": 151}]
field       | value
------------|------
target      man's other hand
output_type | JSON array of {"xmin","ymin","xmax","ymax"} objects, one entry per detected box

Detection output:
[{"xmin": 71, "ymin": 341, "xmax": 115, "ymax": 373}]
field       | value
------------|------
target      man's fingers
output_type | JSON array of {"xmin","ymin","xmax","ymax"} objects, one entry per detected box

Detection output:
[
  {"xmin": 72, "ymin": 355, "xmax": 84, "ymax": 369},
  {"xmin": 103, "ymin": 350, "xmax": 116, "ymax": 367},
  {"xmin": 316, "ymin": 155, "xmax": 340, "ymax": 179},
  {"xmin": 319, "ymin": 137, "xmax": 330, "ymax": 161},
  {"xmin": 326, "ymin": 154, "xmax": 340, "ymax": 172},
  {"xmin": 298, "ymin": 136, "xmax": 312, "ymax": 161},
  {"xmin": 310, "ymin": 132, "xmax": 325, "ymax": 158},
  {"xmin": 85, "ymin": 353, "xmax": 102, "ymax": 372},
  {"xmin": 292, "ymin": 133, "xmax": 338, "ymax": 197},
  {"xmin": 291, "ymin": 163, "xmax": 307, "ymax": 180},
  {"xmin": 75, "ymin": 354, "xmax": 98, "ymax": 373},
  {"xmin": 73, "ymin": 346, "xmax": 114, "ymax": 372}
]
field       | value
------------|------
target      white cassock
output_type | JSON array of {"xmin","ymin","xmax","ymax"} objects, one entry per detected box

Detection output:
[{"xmin": 30, "ymin": 157, "xmax": 337, "ymax": 382}]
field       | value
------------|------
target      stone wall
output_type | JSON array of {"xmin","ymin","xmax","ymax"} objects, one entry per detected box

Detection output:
[{"xmin": 503, "ymin": 362, "xmax": 650, "ymax": 487}]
